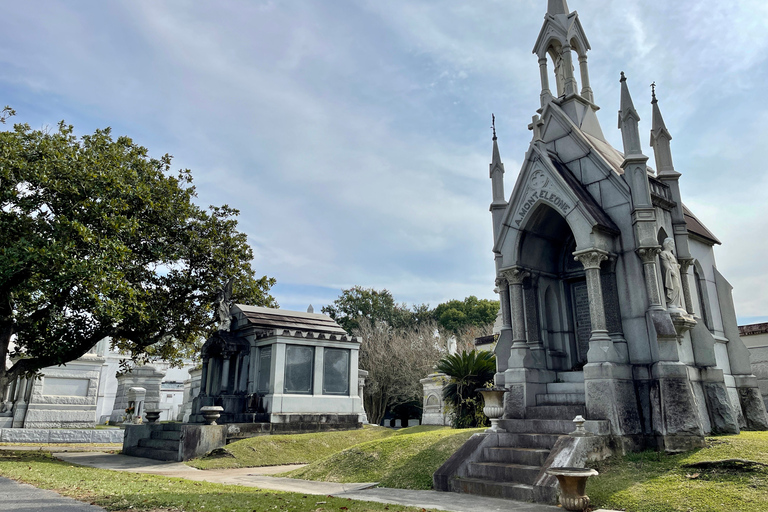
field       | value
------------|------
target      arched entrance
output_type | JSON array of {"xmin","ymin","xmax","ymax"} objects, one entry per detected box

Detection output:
[{"xmin": 517, "ymin": 203, "xmax": 587, "ymax": 372}]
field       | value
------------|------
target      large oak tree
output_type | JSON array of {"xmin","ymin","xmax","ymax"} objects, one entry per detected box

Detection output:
[{"xmin": 0, "ymin": 110, "xmax": 276, "ymax": 394}]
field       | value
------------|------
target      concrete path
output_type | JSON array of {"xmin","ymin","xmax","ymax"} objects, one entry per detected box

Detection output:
[
  {"xmin": 0, "ymin": 476, "xmax": 106, "ymax": 512},
  {"xmin": 53, "ymin": 451, "xmax": 620, "ymax": 512}
]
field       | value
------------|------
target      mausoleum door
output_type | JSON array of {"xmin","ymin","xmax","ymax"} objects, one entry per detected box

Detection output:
[{"xmin": 568, "ymin": 278, "xmax": 590, "ymax": 369}]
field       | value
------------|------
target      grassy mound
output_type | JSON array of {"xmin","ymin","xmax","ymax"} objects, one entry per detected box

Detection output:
[
  {"xmin": 588, "ymin": 431, "xmax": 768, "ymax": 512},
  {"xmin": 0, "ymin": 451, "xmax": 418, "ymax": 512},
  {"xmin": 282, "ymin": 426, "xmax": 483, "ymax": 489},
  {"xmin": 187, "ymin": 425, "xmax": 395, "ymax": 469}
]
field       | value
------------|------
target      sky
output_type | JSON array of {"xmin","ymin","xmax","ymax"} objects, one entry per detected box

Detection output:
[{"xmin": 2, "ymin": 0, "xmax": 767, "ymax": 324}]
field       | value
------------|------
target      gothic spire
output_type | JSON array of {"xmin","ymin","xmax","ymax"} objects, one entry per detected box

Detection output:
[
  {"xmin": 618, "ymin": 72, "xmax": 643, "ymax": 157},
  {"xmin": 649, "ymin": 84, "xmax": 676, "ymax": 176},
  {"xmin": 548, "ymin": 0, "xmax": 569, "ymax": 15},
  {"xmin": 489, "ymin": 114, "xmax": 507, "ymax": 243}
]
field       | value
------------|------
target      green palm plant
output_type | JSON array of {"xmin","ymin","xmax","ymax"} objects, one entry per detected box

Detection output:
[{"xmin": 436, "ymin": 350, "xmax": 496, "ymax": 428}]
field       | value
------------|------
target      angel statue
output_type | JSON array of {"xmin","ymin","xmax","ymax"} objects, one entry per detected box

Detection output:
[
  {"xmin": 659, "ymin": 238, "xmax": 684, "ymax": 311},
  {"xmin": 214, "ymin": 278, "xmax": 234, "ymax": 331}
]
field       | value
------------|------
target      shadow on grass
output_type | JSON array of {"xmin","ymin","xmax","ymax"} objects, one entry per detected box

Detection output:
[{"xmin": 586, "ymin": 442, "xmax": 768, "ymax": 512}]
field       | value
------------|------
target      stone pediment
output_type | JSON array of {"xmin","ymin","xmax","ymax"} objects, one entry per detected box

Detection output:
[{"xmin": 493, "ymin": 143, "xmax": 617, "ymax": 256}]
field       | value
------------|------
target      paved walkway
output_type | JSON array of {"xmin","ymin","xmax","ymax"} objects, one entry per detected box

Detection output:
[
  {"xmin": 52, "ymin": 452, "xmax": 611, "ymax": 512},
  {"xmin": 0, "ymin": 476, "xmax": 106, "ymax": 512}
]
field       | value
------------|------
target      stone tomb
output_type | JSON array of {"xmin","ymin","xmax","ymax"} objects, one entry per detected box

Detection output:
[{"xmin": 191, "ymin": 305, "xmax": 364, "ymax": 429}]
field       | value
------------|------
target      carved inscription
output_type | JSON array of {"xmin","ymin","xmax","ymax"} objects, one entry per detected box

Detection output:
[
  {"xmin": 572, "ymin": 280, "xmax": 591, "ymax": 365},
  {"xmin": 514, "ymin": 188, "xmax": 572, "ymax": 227}
]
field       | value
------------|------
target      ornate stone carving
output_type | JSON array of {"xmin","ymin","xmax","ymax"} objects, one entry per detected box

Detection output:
[
  {"xmin": 659, "ymin": 238, "xmax": 685, "ymax": 310},
  {"xmin": 214, "ymin": 278, "xmax": 234, "ymax": 332},
  {"xmin": 636, "ymin": 246, "xmax": 661, "ymax": 264},
  {"xmin": 502, "ymin": 267, "xmax": 530, "ymax": 285},
  {"xmin": 573, "ymin": 249, "xmax": 609, "ymax": 270}
]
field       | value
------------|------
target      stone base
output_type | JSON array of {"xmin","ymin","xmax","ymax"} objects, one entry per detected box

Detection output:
[
  {"xmin": 737, "ymin": 385, "xmax": 768, "ymax": 430},
  {"xmin": 0, "ymin": 428, "xmax": 123, "ymax": 443},
  {"xmin": 584, "ymin": 362, "xmax": 642, "ymax": 436},
  {"xmin": 650, "ymin": 362, "xmax": 705, "ymax": 452},
  {"xmin": 701, "ymin": 377, "xmax": 740, "ymax": 434}
]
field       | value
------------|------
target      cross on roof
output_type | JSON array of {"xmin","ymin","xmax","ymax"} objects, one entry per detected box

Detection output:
[{"xmin": 528, "ymin": 115, "xmax": 544, "ymax": 141}]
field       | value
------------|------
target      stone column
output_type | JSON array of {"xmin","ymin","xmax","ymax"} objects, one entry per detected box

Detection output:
[
  {"xmin": 561, "ymin": 45, "xmax": 578, "ymax": 96},
  {"xmin": 358, "ymin": 369, "xmax": 369, "ymax": 424},
  {"xmin": 504, "ymin": 268, "xmax": 532, "ymax": 368},
  {"xmin": 494, "ymin": 277, "xmax": 514, "ymax": 379},
  {"xmin": 574, "ymin": 249, "xmax": 620, "ymax": 363},
  {"xmin": 220, "ymin": 357, "xmax": 230, "ymax": 393},
  {"xmin": 11, "ymin": 377, "xmax": 29, "ymax": 428},
  {"xmin": 678, "ymin": 258, "xmax": 694, "ymax": 315},
  {"xmin": 578, "ymin": 54, "xmax": 593, "ymax": 103},
  {"xmin": 538, "ymin": 57, "xmax": 553, "ymax": 106},
  {"xmin": 198, "ymin": 360, "xmax": 209, "ymax": 396}
]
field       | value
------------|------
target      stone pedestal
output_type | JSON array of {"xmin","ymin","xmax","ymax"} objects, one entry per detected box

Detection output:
[
  {"xmin": 651, "ymin": 361, "xmax": 705, "ymax": 452},
  {"xmin": 420, "ymin": 373, "xmax": 451, "ymax": 425},
  {"xmin": 584, "ymin": 362, "xmax": 641, "ymax": 437},
  {"xmin": 179, "ymin": 368, "xmax": 202, "ymax": 422},
  {"xmin": 110, "ymin": 365, "xmax": 165, "ymax": 424},
  {"xmin": 358, "ymin": 369, "xmax": 369, "ymax": 424}
]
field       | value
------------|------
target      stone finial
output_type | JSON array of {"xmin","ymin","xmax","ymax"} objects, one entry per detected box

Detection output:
[
  {"xmin": 571, "ymin": 415, "xmax": 587, "ymax": 436},
  {"xmin": 307, "ymin": 304, "xmax": 314, "ymax": 314}
]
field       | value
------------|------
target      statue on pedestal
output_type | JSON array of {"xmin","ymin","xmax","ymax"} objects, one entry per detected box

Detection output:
[{"xmin": 659, "ymin": 238, "xmax": 684, "ymax": 311}]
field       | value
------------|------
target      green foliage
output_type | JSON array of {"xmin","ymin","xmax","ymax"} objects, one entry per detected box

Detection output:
[
  {"xmin": 432, "ymin": 295, "xmax": 499, "ymax": 333},
  {"xmin": 587, "ymin": 432, "xmax": 768, "ymax": 512},
  {"xmin": 283, "ymin": 426, "xmax": 483, "ymax": 489},
  {"xmin": 0, "ymin": 451, "xmax": 414, "ymax": 512},
  {"xmin": 436, "ymin": 350, "xmax": 496, "ymax": 428},
  {"xmin": 0, "ymin": 114, "xmax": 276, "ymax": 387},
  {"xmin": 187, "ymin": 426, "xmax": 394, "ymax": 470},
  {"xmin": 321, "ymin": 286, "xmax": 415, "ymax": 332}
]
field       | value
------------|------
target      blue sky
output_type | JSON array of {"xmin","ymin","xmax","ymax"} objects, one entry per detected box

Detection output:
[{"xmin": 2, "ymin": 1, "xmax": 767, "ymax": 324}]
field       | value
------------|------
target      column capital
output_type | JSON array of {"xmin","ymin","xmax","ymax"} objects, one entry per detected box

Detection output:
[
  {"xmin": 495, "ymin": 276, "xmax": 508, "ymax": 289},
  {"xmin": 636, "ymin": 245, "xmax": 661, "ymax": 264},
  {"xmin": 573, "ymin": 249, "xmax": 610, "ymax": 270},
  {"xmin": 677, "ymin": 257, "xmax": 694, "ymax": 272},
  {"xmin": 501, "ymin": 267, "xmax": 530, "ymax": 285}
]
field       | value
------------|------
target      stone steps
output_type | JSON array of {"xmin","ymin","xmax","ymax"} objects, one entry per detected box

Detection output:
[
  {"xmin": 535, "ymin": 393, "xmax": 586, "ymax": 405},
  {"xmin": 483, "ymin": 447, "xmax": 550, "ymax": 466},
  {"xmin": 151, "ymin": 430, "xmax": 182, "ymax": 441},
  {"xmin": 454, "ymin": 477, "xmax": 536, "ymax": 502},
  {"xmin": 467, "ymin": 462, "xmax": 541, "ymax": 485},
  {"xmin": 545, "ymin": 382, "xmax": 584, "ymax": 394},
  {"xmin": 524, "ymin": 405, "xmax": 586, "ymax": 420},
  {"xmin": 128, "ymin": 446, "xmax": 179, "ymax": 461},
  {"xmin": 554, "ymin": 371, "xmax": 584, "ymax": 383},
  {"xmin": 138, "ymin": 438, "xmax": 181, "ymax": 451}
]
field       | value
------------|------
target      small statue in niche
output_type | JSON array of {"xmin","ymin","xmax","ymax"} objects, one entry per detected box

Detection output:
[
  {"xmin": 659, "ymin": 238, "xmax": 685, "ymax": 311},
  {"xmin": 214, "ymin": 278, "xmax": 234, "ymax": 331}
]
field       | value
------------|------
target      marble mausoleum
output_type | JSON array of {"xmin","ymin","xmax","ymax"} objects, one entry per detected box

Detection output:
[{"xmin": 486, "ymin": 0, "xmax": 768, "ymax": 453}]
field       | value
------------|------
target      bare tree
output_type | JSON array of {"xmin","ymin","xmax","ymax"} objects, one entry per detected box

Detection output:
[{"xmin": 356, "ymin": 318, "xmax": 443, "ymax": 425}]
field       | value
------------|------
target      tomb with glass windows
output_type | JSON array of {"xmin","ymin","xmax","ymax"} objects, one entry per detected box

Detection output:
[{"xmin": 191, "ymin": 305, "xmax": 363, "ymax": 429}]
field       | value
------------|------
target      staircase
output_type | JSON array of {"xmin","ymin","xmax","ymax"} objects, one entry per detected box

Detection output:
[
  {"xmin": 130, "ymin": 423, "xmax": 183, "ymax": 461},
  {"xmin": 437, "ymin": 372, "xmax": 607, "ymax": 504},
  {"xmin": 527, "ymin": 371, "xmax": 586, "ymax": 420}
]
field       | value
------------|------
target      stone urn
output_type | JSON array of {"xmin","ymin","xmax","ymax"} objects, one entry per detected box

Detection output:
[
  {"xmin": 476, "ymin": 387, "xmax": 506, "ymax": 432},
  {"xmin": 200, "ymin": 405, "xmax": 224, "ymax": 425},
  {"xmin": 545, "ymin": 467, "xmax": 599, "ymax": 511},
  {"xmin": 144, "ymin": 410, "xmax": 161, "ymax": 424}
]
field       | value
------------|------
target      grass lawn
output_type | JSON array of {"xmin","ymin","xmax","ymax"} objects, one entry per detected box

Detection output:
[
  {"xmin": 188, "ymin": 425, "xmax": 397, "ymax": 470},
  {"xmin": 0, "ymin": 450, "xmax": 424, "ymax": 512},
  {"xmin": 588, "ymin": 431, "xmax": 768, "ymax": 512},
  {"xmin": 283, "ymin": 426, "xmax": 483, "ymax": 490}
]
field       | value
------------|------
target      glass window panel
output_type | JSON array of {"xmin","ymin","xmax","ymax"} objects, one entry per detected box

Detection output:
[
  {"xmin": 284, "ymin": 345, "xmax": 314, "ymax": 394},
  {"xmin": 322, "ymin": 348, "xmax": 350, "ymax": 395},
  {"xmin": 257, "ymin": 347, "xmax": 272, "ymax": 393}
]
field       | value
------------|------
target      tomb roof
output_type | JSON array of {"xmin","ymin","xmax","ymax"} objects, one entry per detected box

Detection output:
[
  {"xmin": 232, "ymin": 304, "xmax": 351, "ymax": 337},
  {"xmin": 682, "ymin": 204, "xmax": 721, "ymax": 245}
]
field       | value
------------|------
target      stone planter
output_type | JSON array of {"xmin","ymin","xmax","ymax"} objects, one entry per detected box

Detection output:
[
  {"xmin": 545, "ymin": 467, "xmax": 598, "ymax": 511},
  {"xmin": 144, "ymin": 410, "xmax": 161, "ymax": 424},
  {"xmin": 200, "ymin": 406, "xmax": 224, "ymax": 425},
  {"xmin": 476, "ymin": 388, "xmax": 506, "ymax": 432}
]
